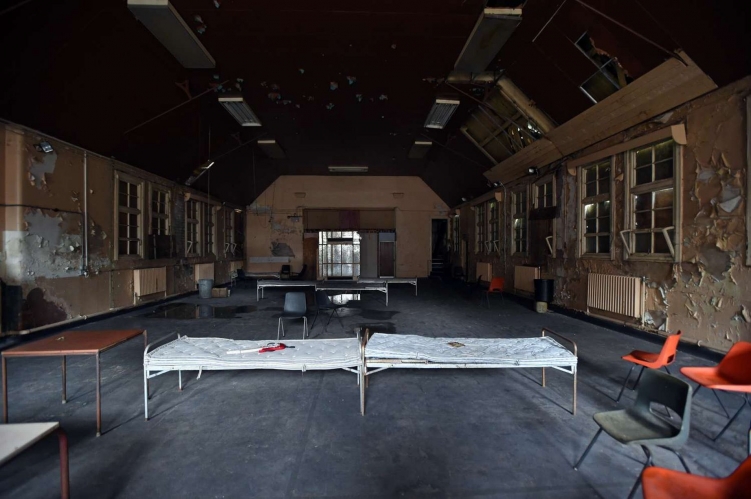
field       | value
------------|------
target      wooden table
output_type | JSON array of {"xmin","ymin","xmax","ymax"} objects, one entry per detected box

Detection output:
[
  {"xmin": 2, "ymin": 329, "xmax": 147, "ymax": 436},
  {"xmin": 0, "ymin": 422, "xmax": 69, "ymax": 498}
]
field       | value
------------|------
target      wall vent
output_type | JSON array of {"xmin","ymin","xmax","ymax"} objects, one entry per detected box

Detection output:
[{"xmin": 424, "ymin": 99, "xmax": 460, "ymax": 129}]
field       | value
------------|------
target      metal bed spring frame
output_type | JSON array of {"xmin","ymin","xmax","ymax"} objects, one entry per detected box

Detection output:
[
  {"xmin": 359, "ymin": 328, "xmax": 578, "ymax": 416},
  {"xmin": 142, "ymin": 331, "xmax": 363, "ymax": 420},
  {"xmin": 256, "ymin": 280, "xmax": 391, "ymax": 305}
]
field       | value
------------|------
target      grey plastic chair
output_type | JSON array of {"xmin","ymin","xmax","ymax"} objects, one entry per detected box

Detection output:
[
  {"xmin": 574, "ymin": 369, "xmax": 692, "ymax": 499},
  {"xmin": 312, "ymin": 290, "xmax": 345, "ymax": 333},
  {"xmin": 278, "ymin": 292, "xmax": 308, "ymax": 340}
]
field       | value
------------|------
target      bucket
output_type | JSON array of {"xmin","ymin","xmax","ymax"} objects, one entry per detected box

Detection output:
[
  {"xmin": 534, "ymin": 278, "xmax": 555, "ymax": 303},
  {"xmin": 198, "ymin": 279, "xmax": 214, "ymax": 299}
]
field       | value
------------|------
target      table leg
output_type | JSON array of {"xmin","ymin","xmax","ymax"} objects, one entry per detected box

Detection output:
[
  {"xmin": 61, "ymin": 356, "xmax": 67, "ymax": 404},
  {"xmin": 143, "ymin": 331, "xmax": 149, "ymax": 401},
  {"xmin": 95, "ymin": 352, "xmax": 101, "ymax": 437},
  {"xmin": 57, "ymin": 428, "xmax": 70, "ymax": 499},
  {"xmin": 542, "ymin": 367, "xmax": 546, "ymax": 387},
  {"xmin": 2, "ymin": 356, "xmax": 7, "ymax": 423}
]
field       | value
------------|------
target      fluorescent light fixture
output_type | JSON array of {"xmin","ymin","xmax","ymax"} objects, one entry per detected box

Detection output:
[
  {"xmin": 127, "ymin": 0, "xmax": 215, "ymax": 69},
  {"xmin": 185, "ymin": 159, "xmax": 215, "ymax": 186},
  {"xmin": 455, "ymin": 8, "xmax": 522, "ymax": 73},
  {"xmin": 408, "ymin": 140, "xmax": 432, "ymax": 159},
  {"xmin": 218, "ymin": 94, "xmax": 262, "ymax": 127},
  {"xmin": 328, "ymin": 166, "xmax": 368, "ymax": 173},
  {"xmin": 257, "ymin": 139, "xmax": 286, "ymax": 159},
  {"xmin": 424, "ymin": 99, "xmax": 460, "ymax": 129}
]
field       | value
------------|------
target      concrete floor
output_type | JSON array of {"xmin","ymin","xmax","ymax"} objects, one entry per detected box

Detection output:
[{"xmin": 0, "ymin": 279, "xmax": 746, "ymax": 498}]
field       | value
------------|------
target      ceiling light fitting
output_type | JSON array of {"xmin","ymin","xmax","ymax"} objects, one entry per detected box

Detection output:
[
  {"xmin": 424, "ymin": 99, "xmax": 461, "ymax": 129},
  {"xmin": 328, "ymin": 166, "xmax": 368, "ymax": 173},
  {"xmin": 527, "ymin": 167, "xmax": 539, "ymax": 176},
  {"xmin": 35, "ymin": 141, "xmax": 54, "ymax": 153},
  {"xmin": 219, "ymin": 94, "xmax": 262, "ymax": 126},
  {"xmin": 185, "ymin": 159, "xmax": 215, "ymax": 186}
]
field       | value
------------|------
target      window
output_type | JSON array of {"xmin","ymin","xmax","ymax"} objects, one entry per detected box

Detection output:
[
  {"xmin": 475, "ymin": 203, "xmax": 487, "ymax": 253},
  {"xmin": 534, "ymin": 178, "xmax": 555, "ymax": 208},
  {"xmin": 204, "ymin": 203, "xmax": 215, "ymax": 255},
  {"xmin": 186, "ymin": 199, "xmax": 201, "ymax": 256},
  {"xmin": 451, "ymin": 215, "xmax": 460, "ymax": 253},
  {"xmin": 580, "ymin": 160, "xmax": 612, "ymax": 256},
  {"xmin": 151, "ymin": 188, "xmax": 170, "ymax": 236},
  {"xmin": 512, "ymin": 188, "xmax": 528, "ymax": 254},
  {"xmin": 117, "ymin": 176, "xmax": 142, "ymax": 257},
  {"xmin": 576, "ymin": 33, "xmax": 632, "ymax": 103},
  {"xmin": 318, "ymin": 232, "xmax": 361, "ymax": 279},
  {"xmin": 224, "ymin": 209, "xmax": 234, "ymax": 254},
  {"xmin": 488, "ymin": 201, "xmax": 499, "ymax": 253},
  {"xmin": 625, "ymin": 139, "xmax": 679, "ymax": 259}
]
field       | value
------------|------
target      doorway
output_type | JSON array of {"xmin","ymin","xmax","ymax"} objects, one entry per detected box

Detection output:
[
  {"xmin": 431, "ymin": 219, "xmax": 448, "ymax": 278},
  {"xmin": 378, "ymin": 232, "xmax": 396, "ymax": 278}
]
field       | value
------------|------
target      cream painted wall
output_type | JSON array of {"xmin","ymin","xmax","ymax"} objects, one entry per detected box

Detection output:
[{"xmin": 246, "ymin": 176, "xmax": 449, "ymax": 278}]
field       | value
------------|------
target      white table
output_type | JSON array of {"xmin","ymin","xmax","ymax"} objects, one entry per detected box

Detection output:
[
  {"xmin": 256, "ymin": 280, "xmax": 317, "ymax": 301},
  {"xmin": 0, "ymin": 422, "xmax": 69, "ymax": 498},
  {"xmin": 255, "ymin": 280, "xmax": 390, "ymax": 305},
  {"xmin": 359, "ymin": 278, "xmax": 418, "ymax": 297}
]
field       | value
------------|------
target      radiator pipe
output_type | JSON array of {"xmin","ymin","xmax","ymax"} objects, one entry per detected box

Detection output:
[{"xmin": 81, "ymin": 151, "xmax": 89, "ymax": 277}]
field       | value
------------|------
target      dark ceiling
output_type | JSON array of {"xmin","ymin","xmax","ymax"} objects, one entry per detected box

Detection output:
[{"xmin": 1, "ymin": 0, "xmax": 749, "ymax": 207}]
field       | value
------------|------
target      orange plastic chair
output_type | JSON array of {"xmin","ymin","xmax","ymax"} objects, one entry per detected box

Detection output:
[
  {"xmin": 616, "ymin": 331, "xmax": 682, "ymax": 402},
  {"xmin": 680, "ymin": 341, "xmax": 751, "ymax": 454},
  {"xmin": 642, "ymin": 456, "xmax": 751, "ymax": 499},
  {"xmin": 484, "ymin": 277, "xmax": 505, "ymax": 307}
]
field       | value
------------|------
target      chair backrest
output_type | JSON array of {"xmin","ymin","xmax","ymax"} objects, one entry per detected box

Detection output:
[
  {"xmin": 717, "ymin": 341, "xmax": 751, "ymax": 385},
  {"xmin": 283, "ymin": 292, "xmax": 307, "ymax": 316},
  {"xmin": 315, "ymin": 290, "xmax": 333, "ymax": 309},
  {"xmin": 634, "ymin": 369, "xmax": 692, "ymax": 444},
  {"xmin": 489, "ymin": 277, "xmax": 505, "ymax": 292},
  {"xmin": 655, "ymin": 331, "xmax": 682, "ymax": 366}
]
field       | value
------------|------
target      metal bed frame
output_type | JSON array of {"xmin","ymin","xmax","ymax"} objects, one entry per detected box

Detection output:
[
  {"xmin": 255, "ymin": 280, "xmax": 390, "ymax": 305},
  {"xmin": 359, "ymin": 328, "xmax": 578, "ymax": 416},
  {"xmin": 143, "ymin": 332, "xmax": 362, "ymax": 420},
  {"xmin": 359, "ymin": 278, "xmax": 418, "ymax": 297}
]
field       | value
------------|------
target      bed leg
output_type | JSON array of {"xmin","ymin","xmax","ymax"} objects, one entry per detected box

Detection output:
[
  {"xmin": 178, "ymin": 370, "xmax": 183, "ymax": 391},
  {"xmin": 144, "ymin": 369, "xmax": 149, "ymax": 421},
  {"xmin": 542, "ymin": 367, "xmax": 546, "ymax": 388},
  {"xmin": 572, "ymin": 368, "xmax": 578, "ymax": 416},
  {"xmin": 360, "ymin": 367, "xmax": 366, "ymax": 416}
]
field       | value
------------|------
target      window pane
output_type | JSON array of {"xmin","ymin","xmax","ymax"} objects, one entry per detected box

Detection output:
[
  {"xmin": 585, "ymin": 236, "xmax": 596, "ymax": 254},
  {"xmin": 585, "ymin": 181, "xmax": 597, "ymax": 198},
  {"xmin": 598, "ymin": 235, "xmax": 610, "ymax": 253},
  {"xmin": 635, "ymin": 233, "xmax": 651, "ymax": 253},
  {"xmin": 118, "ymin": 181, "xmax": 128, "ymax": 206},
  {"xmin": 635, "ymin": 148, "xmax": 652, "ymax": 167},
  {"xmin": 598, "ymin": 178, "xmax": 609, "ymax": 195},
  {"xmin": 129, "ymin": 240, "xmax": 138, "ymax": 254},
  {"xmin": 129, "ymin": 213, "xmax": 137, "ymax": 227},
  {"xmin": 654, "ymin": 208, "xmax": 673, "ymax": 228},
  {"xmin": 119, "ymin": 240, "xmax": 127, "ymax": 254},
  {"xmin": 654, "ymin": 189, "xmax": 673, "ymax": 209},
  {"xmin": 635, "ymin": 193, "xmax": 653, "ymax": 211},
  {"xmin": 585, "ymin": 218, "xmax": 597, "ymax": 233},
  {"xmin": 598, "ymin": 215, "xmax": 610, "ymax": 233},
  {"xmin": 654, "ymin": 140, "xmax": 673, "ymax": 162},
  {"xmin": 635, "ymin": 211, "xmax": 651, "ymax": 229},
  {"xmin": 585, "ymin": 167, "xmax": 596, "ymax": 184},
  {"xmin": 654, "ymin": 232, "xmax": 670, "ymax": 253},
  {"xmin": 598, "ymin": 200, "xmax": 610, "ymax": 217},
  {"xmin": 654, "ymin": 159, "xmax": 673, "ymax": 181},
  {"xmin": 635, "ymin": 166, "xmax": 652, "ymax": 186}
]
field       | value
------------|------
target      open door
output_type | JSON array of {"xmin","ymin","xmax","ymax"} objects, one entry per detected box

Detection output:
[{"xmin": 378, "ymin": 233, "xmax": 396, "ymax": 277}]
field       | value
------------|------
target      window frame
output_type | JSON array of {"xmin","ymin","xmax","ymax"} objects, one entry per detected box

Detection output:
[
  {"xmin": 204, "ymin": 204, "xmax": 216, "ymax": 256},
  {"xmin": 511, "ymin": 186, "xmax": 528, "ymax": 255},
  {"xmin": 475, "ymin": 202, "xmax": 487, "ymax": 254},
  {"xmin": 487, "ymin": 200, "xmax": 500, "ymax": 254},
  {"xmin": 533, "ymin": 175, "xmax": 556, "ymax": 209},
  {"xmin": 114, "ymin": 171, "xmax": 144, "ymax": 260},
  {"xmin": 185, "ymin": 199, "xmax": 202, "ymax": 257},
  {"xmin": 149, "ymin": 185, "xmax": 171, "ymax": 237},
  {"xmin": 224, "ymin": 208, "xmax": 235, "ymax": 255},
  {"xmin": 451, "ymin": 215, "xmax": 460, "ymax": 253},
  {"xmin": 623, "ymin": 139, "xmax": 682, "ymax": 263},
  {"xmin": 578, "ymin": 158, "xmax": 614, "ymax": 259}
]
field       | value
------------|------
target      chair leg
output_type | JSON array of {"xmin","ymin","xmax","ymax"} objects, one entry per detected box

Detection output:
[
  {"xmin": 574, "ymin": 428, "xmax": 602, "ymax": 470},
  {"xmin": 714, "ymin": 395, "xmax": 749, "ymax": 441},
  {"xmin": 281, "ymin": 319, "xmax": 285, "ymax": 338},
  {"xmin": 277, "ymin": 318, "xmax": 282, "ymax": 340},
  {"xmin": 712, "ymin": 389, "xmax": 731, "ymax": 419},
  {"xmin": 616, "ymin": 365, "xmax": 635, "ymax": 402},
  {"xmin": 627, "ymin": 446, "xmax": 653, "ymax": 499},
  {"xmin": 303, "ymin": 317, "xmax": 308, "ymax": 339},
  {"xmin": 632, "ymin": 365, "xmax": 645, "ymax": 390}
]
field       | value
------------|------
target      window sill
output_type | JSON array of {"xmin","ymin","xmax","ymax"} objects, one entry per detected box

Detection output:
[
  {"xmin": 580, "ymin": 253, "xmax": 612, "ymax": 260},
  {"xmin": 625, "ymin": 254, "xmax": 675, "ymax": 263}
]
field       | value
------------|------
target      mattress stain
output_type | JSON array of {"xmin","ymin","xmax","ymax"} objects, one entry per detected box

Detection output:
[{"xmin": 143, "ymin": 303, "xmax": 257, "ymax": 319}]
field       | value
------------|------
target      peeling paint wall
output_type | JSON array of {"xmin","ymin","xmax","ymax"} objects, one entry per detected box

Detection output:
[
  {"xmin": 454, "ymin": 76, "xmax": 751, "ymax": 352},
  {"xmin": 0, "ymin": 123, "xmax": 244, "ymax": 333},
  {"xmin": 246, "ymin": 176, "xmax": 448, "ymax": 277}
]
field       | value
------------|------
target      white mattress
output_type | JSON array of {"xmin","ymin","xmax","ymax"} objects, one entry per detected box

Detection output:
[
  {"xmin": 365, "ymin": 334, "xmax": 576, "ymax": 367},
  {"xmin": 145, "ymin": 337, "xmax": 360, "ymax": 371}
]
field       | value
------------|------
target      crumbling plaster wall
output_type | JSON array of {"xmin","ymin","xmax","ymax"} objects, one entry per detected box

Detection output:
[
  {"xmin": 454, "ymin": 76, "xmax": 751, "ymax": 352},
  {"xmin": 246, "ymin": 176, "xmax": 449, "ymax": 278},
  {"xmin": 0, "ymin": 124, "xmax": 243, "ymax": 332}
]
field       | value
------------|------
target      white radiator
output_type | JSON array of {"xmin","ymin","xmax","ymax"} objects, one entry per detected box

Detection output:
[
  {"xmin": 194, "ymin": 263, "xmax": 215, "ymax": 284},
  {"xmin": 134, "ymin": 267, "xmax": 167, "ymax": 298},
  {"xmin": 476, "ymin": 262, "xmax": 492, "ymax": 282},
  {"xmin": 587, "ymin": 273, "xmax": 643, "ymax": 318},
  {"xmin": 514, "ymin": 266, "xmax": 540, "ymax": 293}
]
